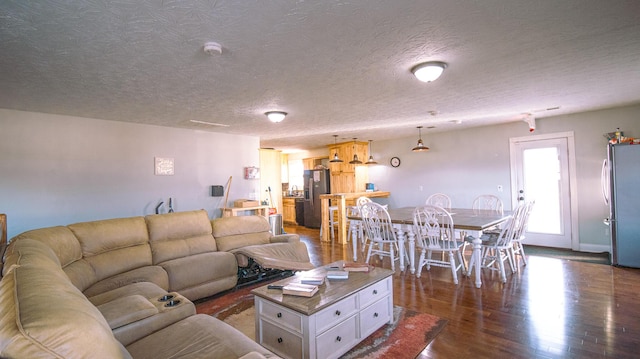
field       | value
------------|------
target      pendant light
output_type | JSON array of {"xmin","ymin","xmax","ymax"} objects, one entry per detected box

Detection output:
[
  {"xmin": 349, "ymin": 138, "xmax": 362, "ymax": 164},
  {"xmin": 412, "ymin": 126, "xmax": 430, "ymax": 152},
  {"xmin": 329, "ymin": 135, "xmax": 344, "ymax": 163},
  {"xmin": 365, "ymin": 140, "xmax": 378, "ymax": 164}
]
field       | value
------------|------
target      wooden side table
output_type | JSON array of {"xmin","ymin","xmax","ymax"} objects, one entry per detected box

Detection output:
[{"xmin": 222, "ymin": 205, "xmax": 270, "ymax": 217}]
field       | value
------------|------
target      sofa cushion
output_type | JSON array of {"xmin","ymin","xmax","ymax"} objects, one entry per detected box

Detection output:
[
  {"xmin": 212, "ymin": 216, "xmax": 272, "ymax": 252},
  {"xmin": 158, "ymin": 251, "xmax": 237, "ymax": 300},
  {"xmin": 231, "ymin": 242, "xmax": 314, "ymax": 271},
  {"xmin": 126, "ymin": 314, "xmax": 279, "ymax": 359},
  {"xmin": 97, "ymin": 295, "xmax": 159, "ymax": 329},
  {"xmin": 88, "ymin": 281, "xmax": 169, "ymax": 307},
  {"xmin": 69, "ymin": 217, "xmax": 153, "ymax": 287},
  {"xmin": 146, "ymin": 210, "xmax": 218, "ymax": 264},
  {"xmin": 82, "ymin": 265, "xmax": 169, "ymax": 298},
  {"xmin": 6, "ymin": 225, "xmax": 81, "ymax": 270},
  {"xmin": 0, "ymin": 239, "xmax": 130, "ymax": 359}
]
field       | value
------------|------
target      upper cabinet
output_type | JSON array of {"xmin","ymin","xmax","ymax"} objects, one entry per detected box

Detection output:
[
  {"xmin": 303, "ymin": 157, "xmax": 329, "ymax": 170},
  {"xmin": 327, "ymin": 141, "xmax": 369, "ymax": 194}
]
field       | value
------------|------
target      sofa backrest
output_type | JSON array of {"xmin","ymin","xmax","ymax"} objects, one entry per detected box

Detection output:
[
  {"xmin": 146, "ymin": 210, "xmax": 217, "ymax": 264},
  {"xmin": 6, "ymin": 225, "xmax": 98, "ymax": 291},
  {"xmin": 0, "ymin": 238, "xmax": 131, "ymax": 358},
  {"xmin": 212, "ymin": 215, "xmax": 272, "ymax": 252},
  {"xmin": 68, "ymin": 216, "xmax": 153, "ymax": 289}
]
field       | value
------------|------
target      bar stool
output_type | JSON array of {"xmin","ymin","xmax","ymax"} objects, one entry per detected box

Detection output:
[{"xmin": 320, "ymin": 205, "xmax": 339, "ymax": 241}]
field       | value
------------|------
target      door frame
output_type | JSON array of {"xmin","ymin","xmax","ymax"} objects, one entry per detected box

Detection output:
[{"xmin": 509, "ymin": 131, "xmax": 580, "ymax": 250}]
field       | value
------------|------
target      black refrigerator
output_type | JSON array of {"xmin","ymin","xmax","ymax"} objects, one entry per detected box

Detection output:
[
  {"xmin": 303, "ymin": 169, "xmax": 330, "ymax": 228},
  {"xmin": 604, "ymin": 143, "xmax": 640, "ymax": 267}
]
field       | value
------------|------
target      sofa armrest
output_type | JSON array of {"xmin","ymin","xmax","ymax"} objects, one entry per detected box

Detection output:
[
  {"xmin": 269, "ymin": 233, "xmax": 300, "ymax": 244},
  {"xmin": 97, "ymin": 295, "xmax": 158, "ymax": 330}
]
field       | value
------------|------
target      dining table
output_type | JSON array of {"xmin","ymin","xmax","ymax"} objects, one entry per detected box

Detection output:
[{"xmin": 348, "ymin": 207, "xmax": 511, "ymax": 288}]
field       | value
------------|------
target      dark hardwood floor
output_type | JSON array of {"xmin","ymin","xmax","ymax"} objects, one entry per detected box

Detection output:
[{"xmin": 284, "ymin": 224, "xmax": 640, "ymax": 359}]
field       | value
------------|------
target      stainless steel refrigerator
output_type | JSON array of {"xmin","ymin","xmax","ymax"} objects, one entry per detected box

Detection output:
[
  {"xmin": 303, "ymin": 169, "xmax": 330, "ymax": 228},
  {"xmin": 603, "ymin": 143, "xmax": 640, "ymax": 267}
]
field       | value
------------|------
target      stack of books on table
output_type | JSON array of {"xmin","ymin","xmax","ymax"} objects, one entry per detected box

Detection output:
[
  {"xmin": 326, "ymin": 270, "xmax": 349, "ymax": 280},
  {"xmin": 343, "ymin": 262, "xmax": 373, "ymax": 273},
  {"xmin": 300, "ymin": 275, "xmax": 325, "ymax": 285},
  {"xmin": 282, "ymin": 283, "xmax": 319, "ymax": 297}
]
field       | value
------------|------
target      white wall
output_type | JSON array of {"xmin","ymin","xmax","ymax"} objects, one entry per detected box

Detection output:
[
  {"xmin": 0, "ymin": 109, "xmax": 260, "ymax": 238},
  {"xmin": 366, "ymin": 104, "xmax": 640, "ymax": 250}
]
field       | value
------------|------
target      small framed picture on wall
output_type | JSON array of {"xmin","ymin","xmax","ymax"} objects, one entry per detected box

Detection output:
[{"xmin": 244, "ymin": 166, "xmax": 260, "ymax": 179}]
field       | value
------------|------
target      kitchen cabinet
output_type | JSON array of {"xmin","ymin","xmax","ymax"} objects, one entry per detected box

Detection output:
[
  {"xmin": 327, "ymin": 141, "xmax": 369, "ymax": 194},
  {"xmin": 282, "ymin": 197, "xmax": 297, "ymax": 224},
  {"xmin": 303, "ymin": 157, "xmax": 329, "ymax": 170}
]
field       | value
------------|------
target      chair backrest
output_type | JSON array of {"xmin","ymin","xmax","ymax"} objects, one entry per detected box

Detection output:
[
  {"xmin": 413, "ymin": 205, "xmax": 456, "ymax": 250},
  {"xmin": 490, "ymin": 215, "xmax": 517, "ymax": 247},
  {"xmin": 425, "ymin": 193, "xmax": 452, "ymax": 209},
  {"xmin": 356, "ymin": 196, "xmax": 372, "ymax": 207},
  {"xmin": 359, "ymin": 202, "xmax": 396, "ymax": 243},
  {"xmin": 472, "ymin": 194, "xmax": 504, "ymax": 214},
  {"xmin": 512, "ymin": 200, "xmax": 535, "ymax": 241}
]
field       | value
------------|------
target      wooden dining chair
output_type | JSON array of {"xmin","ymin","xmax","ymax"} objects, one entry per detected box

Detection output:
[
  {"xmin": 360, "ymin": 202, "xmax": 407, "ymax": 271},
  {"xmin": 472, "ymin": 194, "xmax": 504, "ymax": 214},
  {"xmin": 413, "ymin": 205, "xmax": 466, "ymax": 284},
  {"xmin": 510, "ymin": 200, "xmax": 535, "ymax": 269},
  {"xmin": 425, "ymin": 193, "xmax": 452, "ymax": 210},
  {"xmin": 468, "ymin": 215, "xmax": 517, "ymax": 283}
]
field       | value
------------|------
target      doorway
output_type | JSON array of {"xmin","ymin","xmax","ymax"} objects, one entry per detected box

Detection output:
[{"xmin": 509, "ymin": 132, "xmax": 578, "ymax": 249}]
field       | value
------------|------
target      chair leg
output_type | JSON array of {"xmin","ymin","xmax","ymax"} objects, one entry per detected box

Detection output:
[
  {"xmin": 365, "ymin": 241, "xmax": 374, "ymax": 265},
  {"xmin": 498, "ymin": 250, "xmax": 507, "ymax": 283},
  {"xmin": 457, "ymin": 250, "xmax": 467, "ymax": 273},
  {"xmin": 506, "ymin": 247, "xmax": 516, "ymax": 273},
  {"xmin": 416, "ymin": 250, "xmax": 426, "ymax": 278},
  {"xmin": 329, "ymin": 210, "xmax": 335, "ymax": 240},
  {"xmin": 449, "ymin": 252, "xmax": 459, "ymax": 285},
  {"xmin": 516, "ymin": 241, "xmax": 528, "ymax": 266},
  {"xmin": 389, "ymin": 243, "xmax": 395, "ymax": 271}
]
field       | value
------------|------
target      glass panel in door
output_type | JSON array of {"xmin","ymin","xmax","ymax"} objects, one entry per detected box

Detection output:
[{"xmin": 512, "ymin": 137, "xmax": 572, "ymax": 248}]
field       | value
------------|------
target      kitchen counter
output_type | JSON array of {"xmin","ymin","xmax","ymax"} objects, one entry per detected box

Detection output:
[{"xmin": 319, "ymin": 191, "xmax": 391, "ymax": 244}]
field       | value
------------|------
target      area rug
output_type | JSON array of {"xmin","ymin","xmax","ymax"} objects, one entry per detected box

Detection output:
[
  {"xmin": 196, "ymin": 283, "xmax": 447, "ymax": 359},
  {"xmin": 523, "ymin": 245, "xmax": 610, "ymax": 265}
]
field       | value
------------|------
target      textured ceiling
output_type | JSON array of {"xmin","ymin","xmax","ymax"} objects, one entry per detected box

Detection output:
[{"xmin": 1, "ymin": 0, "xmax": 640, "ymax": 152}]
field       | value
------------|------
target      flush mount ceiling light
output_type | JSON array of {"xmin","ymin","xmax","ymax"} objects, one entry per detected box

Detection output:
[
  {"xmin": 411, "ymin": 61, "xmax": 447, "ymax": 82},
  {"xmin": 203, "ymin": 42, "xmax": 222, "ymax": 55},
  {"xmin": 265, "ymin": 111, "xmax": 287, "ymax": 123},
  {"xmin": 412, "ymin": 126, "xmax": 430, "ymax": 152},
  {"xmin": 349, "ymin": 138, "xmax": 362, "ymax": 164},
  {"xmin": 329, "ymin": 135, "xmax": 343, "ymax": 163},
  {"xmin": 365, "ymin": 140, "xmax": 378, "ymax": 165}
]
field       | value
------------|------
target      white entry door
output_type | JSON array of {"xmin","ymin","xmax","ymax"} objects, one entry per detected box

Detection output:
[{"xmin": 509, "ymin": 132, "xmax": 578, "ymax": 249}]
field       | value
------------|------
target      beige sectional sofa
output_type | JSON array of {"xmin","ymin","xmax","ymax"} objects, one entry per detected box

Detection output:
[{"xmin": 0, "ymin": 209, "xmax": 312, "ymax": 358}]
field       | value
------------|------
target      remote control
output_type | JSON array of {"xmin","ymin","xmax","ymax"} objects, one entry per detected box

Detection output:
[{"xmin": 267, "ymin": 285, "xmax": 284, "ymax": 290}]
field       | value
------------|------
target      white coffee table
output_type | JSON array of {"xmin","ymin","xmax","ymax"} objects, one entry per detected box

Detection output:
[{"xmin": 251, "ymin": 262, "xmax": 394, "ymax": 359}]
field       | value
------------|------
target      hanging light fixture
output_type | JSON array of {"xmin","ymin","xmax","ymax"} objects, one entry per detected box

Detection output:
[
  {"xmin": 349, "ymin": 138, "xmax": 362, "ymax": 164},
  {"xmin": 411, "ymin": 61, "xmax": 447, "ymax": 82},
  {"xmin": 365, "ymin": 140, "xmax": 378, "ymax": 165},
  {"xmin": 329, "ymin": 135, "xmax": 344, "ymax": 163},
  {"xmin": 412, "ymin": 126, "xmax": 430, "ymax": 152},
  {"xmin": 265, "ymin": 111, "xmax": 287, "ymax": 123}
]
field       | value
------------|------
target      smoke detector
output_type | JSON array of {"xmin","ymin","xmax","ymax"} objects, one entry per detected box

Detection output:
[{"xmin": 203, "ymin": 42, "xmax": 222, "ymax": 55}]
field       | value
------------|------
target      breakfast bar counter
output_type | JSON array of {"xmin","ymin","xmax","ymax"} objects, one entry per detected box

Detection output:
[{"xmin": 319, "ymin": 191, "xmax": 390, "ymax": 244}]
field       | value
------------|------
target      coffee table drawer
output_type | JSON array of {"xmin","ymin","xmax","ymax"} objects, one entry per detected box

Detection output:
[
  {"xmin": 316, "ymin": 314, "xmax": 358, "ymax": 359},
  {"xmin": 259, "ymin": 319, "xmax": 303, "ymax": 359},
  {"xmin": 358, "ymin": 276, "xmax": 391, "ymax": 308},
  {"xmin": 315, "ymin": 293, "xmax": 358, "ymax": 333},
  {"xmin": 257, "ymin": 298, "xmax": 303, "ymax": 333},
  {"xmin": 359, "ymin": 295, "xmax": 392, "ymax": 338}
]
